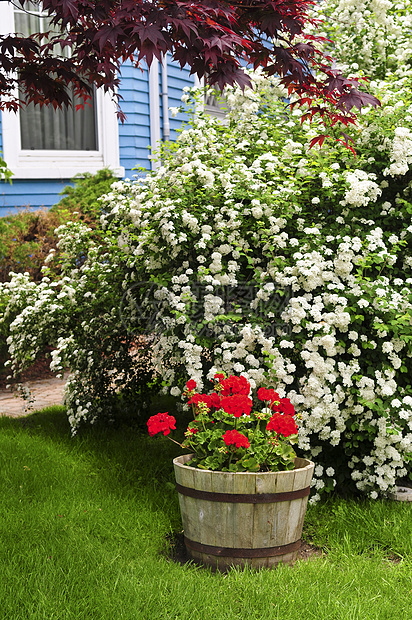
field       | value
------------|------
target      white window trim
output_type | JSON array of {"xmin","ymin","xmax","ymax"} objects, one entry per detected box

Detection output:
[
  {"xmin": 193, "ymin": 76, "xmax": 226, "ymax": 120},
  {"xmin": 149, "ymin": 58, "xmax": 161, "ymax": 171},
  {"xmin": 0, "ymin": 2, "xmax": 124, "ymax": 179}
]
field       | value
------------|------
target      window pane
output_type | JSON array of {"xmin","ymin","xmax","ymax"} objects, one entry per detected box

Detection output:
[
  {"xmin": 15, "ymin": 11, "xmax": 41, "ymax": 37},
  {"xmin": 15, "ymin": 2, "xmax": 98, "ymax": 151},
  {"xmin": 204, "ymin": 89, "xmax": 226, "ymax": 119},
  {"xmin": 19, "ymin": 94, "xmax": 98, "ymax": 150}
]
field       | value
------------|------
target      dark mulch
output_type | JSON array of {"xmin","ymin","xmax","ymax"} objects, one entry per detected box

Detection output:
[
  {"xmin": 163, "ymin": 531, "xmax": 324, "ymax": 571},
  {"xmin": 0, "ymin": 350, "xmax": 58, "ymax": 390}
]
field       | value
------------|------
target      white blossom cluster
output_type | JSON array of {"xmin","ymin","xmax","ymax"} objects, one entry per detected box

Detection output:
[{"xmin": 307, "ymin": 0, "xmax": 412, "ymax": 81}]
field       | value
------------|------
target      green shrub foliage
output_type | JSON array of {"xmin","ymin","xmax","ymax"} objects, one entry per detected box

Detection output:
[
  {"xmin": 50, "ymin": 169, "xmax": 117, "ymax": 220},
  {"xmin": 0, "ymin": 169, "xmax": 116, "ymax": 284}
]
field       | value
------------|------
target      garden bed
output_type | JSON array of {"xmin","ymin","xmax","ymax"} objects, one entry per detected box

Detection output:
[{"xmin": 0, "ymin": 349, "xmax": 58, "ymax": 390}]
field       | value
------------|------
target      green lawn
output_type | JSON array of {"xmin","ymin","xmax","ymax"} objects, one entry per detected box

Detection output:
[{"xmin": 0, "ymin": 407, "xmax": 411, "ymax": 620}]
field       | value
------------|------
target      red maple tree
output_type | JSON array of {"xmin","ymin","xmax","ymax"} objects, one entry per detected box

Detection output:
[{"xmin": 0, "ymin": 0, "xmax": 379, "ymax": 129}]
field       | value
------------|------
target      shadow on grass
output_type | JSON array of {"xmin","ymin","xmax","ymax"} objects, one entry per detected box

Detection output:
[{"xmin": 0, "ymin": 404, "xmax": 189, "ymax": 517}]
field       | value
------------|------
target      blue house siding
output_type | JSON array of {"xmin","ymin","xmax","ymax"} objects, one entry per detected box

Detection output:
[
  {"xmin": 0, "ymin": 179, "xmax": 70, "ymax": 216},
  {"xmin": 0, "ymin": 57, "xmax": 197, "ymax": 215},
  {"xmin": 165, "ymin": 61, "xmax": 195, "ymax": 142},
  {"xmin": 118, "ymin": 61, "xmax": 151, "ymax": 177}
]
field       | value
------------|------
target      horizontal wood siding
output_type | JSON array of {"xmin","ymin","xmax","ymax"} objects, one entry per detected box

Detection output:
[
  {"xmin": 164, "ymin": 59, "xmax": 195, "ymax": 142},
  {"xmin": 0, "ymin": 179, "xmax": 70, "ymax": 216},
  {"xmin": 118, "ymin": 61, "xmax": 151, "ymax": 177}
]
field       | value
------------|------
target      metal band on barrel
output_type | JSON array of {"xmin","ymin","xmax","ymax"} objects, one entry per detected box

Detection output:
[
  {"xmin": 184, "ymin": 536, "xmax": 301, "ymax": 558},
  {"xmin": 175, "ymin": 483, "xmax": 310, "ymax": 503}
]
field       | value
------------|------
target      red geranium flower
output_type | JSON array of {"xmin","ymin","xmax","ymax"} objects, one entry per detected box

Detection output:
[
  {"xmin": 221, "ymin": 375, "xmax": 250, "ymax": 396},
  {"xmin": 222, "ymin": 429, "xmax": 250, "ymax": 449},
  {"xmin": 270, "ymin": 398, "xmax": 295, "ymax": 415},
  {"xmin": 257, "ymin": 387, "xmax": 280, "ymax": 404},
  {"xmin": 147, "ymin": 412, "xmax": 176, "ymax": 437},
  {"xmin": 214, "ymin": 373, "xmax": 225, "ymax": 382},
  {"xmin": 189, "ymin": 393, "xmax": 212, "ymax": 409},
  {"xmin": 186, "ymin": 379, "xmax": 197, "ymax": 391},
  {"xmin": 279, "ymin": 398, "xmax": 295, "ymax": 416},
  {"xmin": 257, "ymin": 387, "xmax": 270, "ymax": 401},
  {"xmin": 266, "ymin": 413, "xmax": 298, "ymax": 437},
  {"xmin": 210, "ymin": 392, "xmax": 221, "ymax": 408},
  {"xmin": 220, "ymin": 394, "xmax": 253, "ymax": 417}
]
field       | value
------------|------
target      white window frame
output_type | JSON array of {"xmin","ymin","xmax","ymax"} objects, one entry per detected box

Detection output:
[
  {"xmin": 0, "ymin": 1, "xmax": 124, "ymax": 179},
  {"xmin": 193, "ymin": 76, "xmax": 226, "ymax": 120}
]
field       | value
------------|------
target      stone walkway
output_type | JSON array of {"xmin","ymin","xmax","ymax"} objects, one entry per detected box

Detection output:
[{"xmin": 0, "ymin": 375, "xmax": 66, "ymax": 418}]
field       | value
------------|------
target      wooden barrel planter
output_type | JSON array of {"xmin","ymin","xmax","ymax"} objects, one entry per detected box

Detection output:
[{"xmin": 173, "ymin": 454, "xmax": 314, "ymax": 571}]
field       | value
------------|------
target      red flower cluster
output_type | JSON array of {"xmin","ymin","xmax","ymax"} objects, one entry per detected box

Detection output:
[
  {"xmin": 257, "ymin": 388, "xmax": 295, "ymax": 416},
  {"xmin": 147, "ymin": 412, "xmax": 176, "ymax": 437},
  {"xmin": 186, "ymin": 427, "xmax": 198, "ymax": 435},
  {"xmin": 189, "ymin": 392, "xmax": 220, "ymax": 409},
  {"xmin": 266, "ymin": 413, "xmax": 298, "ymax": 437},
  {"xmin": 271, "ymin": 397, "xmax": 295, "ymax": 416},
  {"xmin": 189, "ymin": 393, "xmax": 209, "ymax": 407},
  {"xmin": 222, "ymin": 429, "xmax": 250, "ymax": 449},
  {"xmin": 257, "ymin": 387, "xmax": 280, "ymax": 403},
  {"xmin": 220, "ymin": 375, "xmax": 250, "ymax": 396},
  {"xmin": 220, "ymin": 394, "xmax": 253, "ymax": 417},
  {"xmin": 147, "ymin": 373, "xmax": 300, "ymax": 472}
]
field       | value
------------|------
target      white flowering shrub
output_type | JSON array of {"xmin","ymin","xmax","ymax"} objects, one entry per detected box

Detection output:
[
  {"xmin": 4, "ymin": 65, "xmax": 412, "ymax": 499},
  {"xmin": 1, "ymin": 221, "xmax": 160, "ymax": 428},
  {"xmin": 310, "ymin": 0, "xmax": 412, "ymax": 80}
]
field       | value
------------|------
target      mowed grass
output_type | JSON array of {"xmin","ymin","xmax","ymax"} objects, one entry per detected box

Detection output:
[{"xmin": 0, "ymin": 407, "xmax": 411, "ymax": 620}]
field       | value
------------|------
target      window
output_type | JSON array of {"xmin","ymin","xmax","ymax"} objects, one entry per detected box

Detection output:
[
  {"xmin": 15, "ymin": 1, "xmax": 97, "ymax": 152},
  {"xmin": 193, "ymin": 77, "xmax": 226, "ymax": 120},
  {"xmin": 0, "ymin": 1, "xmax": 124, "ymax": 179},
  {"xmin": 204, "ymin": 89, "xmax": 226, "ymax": 120}
]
